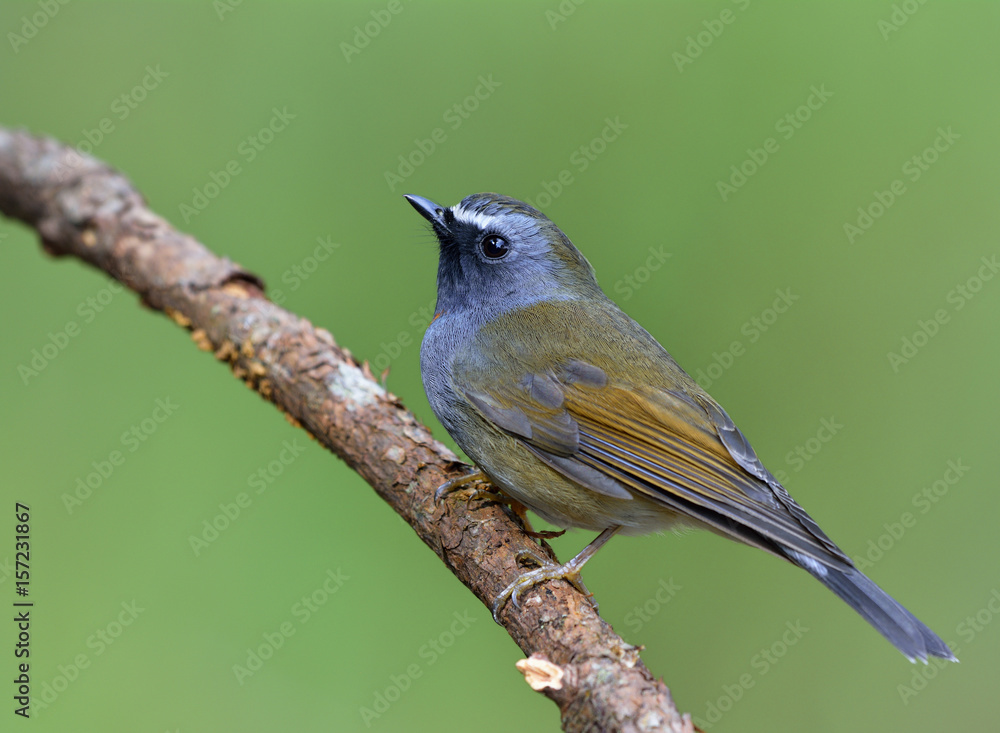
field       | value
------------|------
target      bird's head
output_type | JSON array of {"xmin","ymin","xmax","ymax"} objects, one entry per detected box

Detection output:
[{"xmin": 405, "ymin": 192, "xmax": 602, "ymax": 315}]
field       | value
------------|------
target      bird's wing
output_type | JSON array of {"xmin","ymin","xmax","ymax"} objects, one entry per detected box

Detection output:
[{"xmin": 456, "ymin": 358, "xmax": 849, "ymax": 566}]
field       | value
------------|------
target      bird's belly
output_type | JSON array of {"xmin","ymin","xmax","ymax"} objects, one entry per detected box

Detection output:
[{"xmin": 467, "ymin": 432, "xmax": 688, "ymax": 536}]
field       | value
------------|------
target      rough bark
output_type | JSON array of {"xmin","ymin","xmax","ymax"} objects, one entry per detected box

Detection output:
[{"xmin": 0, "ymin": 127, "xmax": 693, "ymax": 733}]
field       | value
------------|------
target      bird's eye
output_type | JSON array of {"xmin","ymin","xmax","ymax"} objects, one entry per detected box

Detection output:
[{"xmin": 480, "ymin": 234, "xmax": 509, "ymax": 259}]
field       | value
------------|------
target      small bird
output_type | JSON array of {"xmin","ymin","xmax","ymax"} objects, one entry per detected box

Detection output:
[{"xmin": 405, "ymin": 192, "xmax": 956, "ymax": 663}]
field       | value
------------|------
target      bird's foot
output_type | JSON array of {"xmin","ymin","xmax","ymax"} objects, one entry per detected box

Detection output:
[
  {"xmin": 435, "ymin": 471, "xmax": 565, "ymax": 538},
  {"xmin": 491, "ymin": 526, "xmax": 622, "ymax": 622},
  {"xmin": 491, "ymin": 551, "xmax": 595, "ymax": 622},
  {"xmin": 434, "ymin": 470, "xmax": 500, "ymax": 504}
]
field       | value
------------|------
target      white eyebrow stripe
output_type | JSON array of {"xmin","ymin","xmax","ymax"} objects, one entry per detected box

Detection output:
[{"xmin": 451, "ymin": 204, "xmax": 496, "ymax": 231}]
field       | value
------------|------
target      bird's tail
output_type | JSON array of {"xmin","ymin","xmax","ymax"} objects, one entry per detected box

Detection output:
[{"xmin": 786, "ymin": 550, "xmax": 957, "ymax": 663}]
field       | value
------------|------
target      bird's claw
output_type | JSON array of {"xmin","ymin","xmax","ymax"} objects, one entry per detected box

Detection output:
[
  {"xmin": 434, "ymin": 470, "xmax": 499, "ymax": 504},
  {"xmin": 491, "ymin": 554, "xmax": 595, "ymax": 622},
  {"xmin": 490, "ymin": 527, "xmax": 622, "ymax": 622}
]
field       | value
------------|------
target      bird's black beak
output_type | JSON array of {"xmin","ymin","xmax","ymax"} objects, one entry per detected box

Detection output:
[{"xmin": 404, "ymin": 194, "xmax": 449, "ymax": 231}]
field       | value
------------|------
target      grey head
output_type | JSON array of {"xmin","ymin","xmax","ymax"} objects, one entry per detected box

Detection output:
[{"xmin": 404, "ymin": 192, "xmax": 603, "ymax": 317}]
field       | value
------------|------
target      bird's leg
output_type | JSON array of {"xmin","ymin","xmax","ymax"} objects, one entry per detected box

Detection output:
[
  {"xmin": 435, "ymin": 470, "xmax": 566, "ymax": 538},
  {"xmin": 492, "ymin": 525, "xmax": 622, "ymax": 622},
  {"xmin": 505, "ymin": 500, "xmax": 567, "ymax": 539}
]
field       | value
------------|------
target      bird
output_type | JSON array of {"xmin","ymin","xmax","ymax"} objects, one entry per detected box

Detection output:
[{"xmin": 404, "ymin": 191, "xmax": 956, "ymax": 663}]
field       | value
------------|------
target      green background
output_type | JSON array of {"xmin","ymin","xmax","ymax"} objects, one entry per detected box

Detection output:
[{"xmin": 2, "ymin": 2, "xmax": 998, "ymax": 731}]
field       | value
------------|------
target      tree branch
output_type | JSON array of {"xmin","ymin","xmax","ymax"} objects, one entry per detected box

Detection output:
[{"xmin": 0, "ymin": 127, "xmax": 692, "ymax": 733}]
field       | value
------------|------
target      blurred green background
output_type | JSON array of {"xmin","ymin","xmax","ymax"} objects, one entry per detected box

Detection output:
[{"xmin": 2, "ymin": 2, "xmax": 998, "ymax": 731}]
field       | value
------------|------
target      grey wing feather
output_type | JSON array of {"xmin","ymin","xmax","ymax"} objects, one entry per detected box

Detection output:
[
  {"xmin": 694, "ymin": 393, "xmax": 849, "ymax": 563},
  {"xmin": 464, "ymin": 390, "xmax": 534, "ymax": 439},
  {"xmin": 524, "ymin": 443, "xmax": 634, "ymax": 500}
]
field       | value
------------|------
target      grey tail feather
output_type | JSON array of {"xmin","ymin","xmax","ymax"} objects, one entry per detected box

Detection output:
[{"xmin": 786, "ymin": 550, "xmax": 957, "ymax": 663}]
